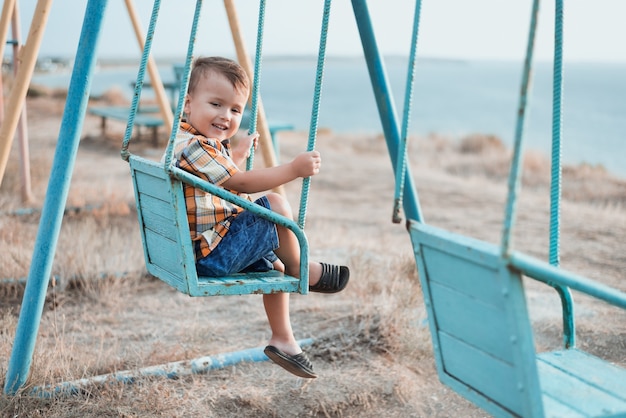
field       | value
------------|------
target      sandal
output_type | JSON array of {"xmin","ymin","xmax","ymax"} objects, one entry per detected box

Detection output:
[
  {"xmin": 264, "ymin": 345, "xmax": 317, "ymax": 378},
  {"xmin": 309, "ymin": 263, "xmax": 349, "ymax": 293}
]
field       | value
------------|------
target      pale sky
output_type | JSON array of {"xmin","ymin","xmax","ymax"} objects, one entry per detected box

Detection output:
[{"xmin": 15, "ymin": 1, "xmax": 626, "ymax": 63}]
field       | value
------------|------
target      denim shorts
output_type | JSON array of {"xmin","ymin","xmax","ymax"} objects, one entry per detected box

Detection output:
[{"xmin": 196, "ymin": 196, "xmax": 279, "ymax": 277}]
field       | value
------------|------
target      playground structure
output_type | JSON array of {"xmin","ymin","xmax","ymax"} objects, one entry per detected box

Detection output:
[{"xmin": 1, "ymin": 1, "xmax": 625, "ymax": 417}]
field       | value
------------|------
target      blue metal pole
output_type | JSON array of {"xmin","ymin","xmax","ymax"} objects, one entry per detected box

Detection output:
[
  {"xmin": 351, "ymin": 0, "xmax": 423, "ymax": 224},
  {"xmin": 30, "ymin": 339, "xmax": 315, "ymax": 397},
  {"xmin": 4, "ymin": 0, "xmax": 109, "ymax": 394}
]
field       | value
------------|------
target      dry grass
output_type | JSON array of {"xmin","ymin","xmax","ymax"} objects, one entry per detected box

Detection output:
[{"xmin": 0, "ymin": 94, "xmax": 624, "ymax": 417}]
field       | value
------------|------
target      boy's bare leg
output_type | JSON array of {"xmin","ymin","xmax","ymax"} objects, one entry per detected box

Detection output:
[
  {"xmin": 263, "ymin": 193, "xmax": 322, "ymax": 355},
  {"xmin": 265, "ymin": 193, "xmax": 322, "ymax": 286},
  {"xmin": 263, "ymin": 292, "xmax": 300, "ymax": 355}
]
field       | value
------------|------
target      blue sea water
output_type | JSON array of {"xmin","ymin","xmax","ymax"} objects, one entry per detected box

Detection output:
[{"xmin": 33, "ymin": 57, "xmax": 625, "ymax": 178}]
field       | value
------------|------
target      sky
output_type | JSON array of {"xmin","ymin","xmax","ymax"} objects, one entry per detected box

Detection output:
[{"xmin": 13, "ymin": 0, "xmax": 626, "ymax": 63}]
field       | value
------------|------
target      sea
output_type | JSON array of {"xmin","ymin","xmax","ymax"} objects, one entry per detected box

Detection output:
[{"xmin": 32, "ymin": 56, "xmax": 626, "ymax": 178}]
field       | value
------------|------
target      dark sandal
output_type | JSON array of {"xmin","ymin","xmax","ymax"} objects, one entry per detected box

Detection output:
[
  {"xmin": 264, "ymin": 345, "xmax": 317, "ymax": 378},
  {"xmin": 309, "ymin": 263, "xmax": 350, "ymax": 293}
]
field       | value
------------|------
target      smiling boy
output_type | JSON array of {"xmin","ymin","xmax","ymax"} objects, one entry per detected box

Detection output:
[{"xmin": 172, "ymin": 56, "xmax": 349, "ymax": 378}]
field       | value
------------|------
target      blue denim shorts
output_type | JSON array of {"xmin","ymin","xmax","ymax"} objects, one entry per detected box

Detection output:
[{"xmin": 196, "ymin": 196, "xmax": 279, "ymax": 277}]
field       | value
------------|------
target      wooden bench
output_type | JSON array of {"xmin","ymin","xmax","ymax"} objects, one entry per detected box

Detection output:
[
  {"xmin": 88, "ymin": 106, "xmax": 164, "ymax": 145},
  {"xmin": 409, "ymin": 221, "xmax": 626, "ymax": 417}
]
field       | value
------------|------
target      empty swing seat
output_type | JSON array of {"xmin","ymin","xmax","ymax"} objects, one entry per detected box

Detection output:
[
  {"xmin": 409, "ymin": 221, "xmax": 626, "ymax": 418},
  {"xmin": 129, "ymin": 155, "xmax": 308, "ymax": 297}
]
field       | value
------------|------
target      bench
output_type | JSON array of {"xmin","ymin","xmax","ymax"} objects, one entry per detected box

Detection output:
[
  {"xmin": 409, "ymin": 221, "xmax": 626, "ymax": 417},
  {"xmin": 88, "ymin": 106, "xmax": 164, "ymax": 145}
]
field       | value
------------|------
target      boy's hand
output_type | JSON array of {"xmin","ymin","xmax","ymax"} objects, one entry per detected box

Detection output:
[
  {"xmin": 291, "ymin": 151, "xmax": 321, "ymax": 178},
  {"xmin": 224, "ymin": 149, "xmax": 321, "ymax": 193},
  {"xmin": 232, "ymin": 131, "xmax": 260, "ymax": 163}
]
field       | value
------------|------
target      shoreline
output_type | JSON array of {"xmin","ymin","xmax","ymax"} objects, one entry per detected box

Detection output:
[{"xmin": 24, "ymin": 58, "xmax": 625, "ymax": 178}]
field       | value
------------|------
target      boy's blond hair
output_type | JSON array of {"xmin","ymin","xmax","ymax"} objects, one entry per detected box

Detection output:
[{"xmin": 187, "ymin": 56, "xmax": 250, "ymax": 96}]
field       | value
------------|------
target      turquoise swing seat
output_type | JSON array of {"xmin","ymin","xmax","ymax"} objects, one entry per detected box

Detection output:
[
  {"xmin": 129, "ymin": 155, "xmax": 307, "ymax": 297},
  {"xmin": 410, "ymin": 221, "xmax": 626, "ymax": 417}
]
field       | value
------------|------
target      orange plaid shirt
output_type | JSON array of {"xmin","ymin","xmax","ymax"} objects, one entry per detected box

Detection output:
[{"xmin": 173, "ymin": 122, "xmax": 250, "ymax": 260}]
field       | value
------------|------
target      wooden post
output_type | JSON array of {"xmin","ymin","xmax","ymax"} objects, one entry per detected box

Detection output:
[
  {"xmin": 12, "ymin": 3, "xmax": 35, "ymax": 203},
  {"xmin": 223, "ymin": 0, "xmax": 285, "ymax": 196},
  {"xmin": 0, "ymin": 0, "xmax": 18, "ymax": 124},
  {"xmin": 124, "ymin": 0, "xmax": 173, "ymax": 136},
  {"xmin": 0, "ymin": 0, "xmax": 16, "ymax": 61},
  {"xmin": 0, "ymin": 0, "xmax": 51, "ymax": 187}
]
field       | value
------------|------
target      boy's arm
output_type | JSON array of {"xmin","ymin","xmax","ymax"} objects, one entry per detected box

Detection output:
[{"xmin": 222, "ymin": 151, "xmax": 321, "ymax": 194}]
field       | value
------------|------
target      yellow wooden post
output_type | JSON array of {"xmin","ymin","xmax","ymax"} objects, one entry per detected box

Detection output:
[
  {"xmin": 124, "ymin": 0, "xmax": 173, "ymax": 136},
  {"xmin": 0, "ymin": 0, "xmax": 18, "ymax": 125},
  {"xmin": 0, "ymin": 0, "xmax": 51, "ymax": 187},
  {"xmin": 223, "ymin": 0, "xmax": 285, "ymax": 196},
  {"xmin": 0, "ymin": 0, "xmax": 16, "ymax": 68},
  {"xmin": 12, "ymin": 3, "xmax": 35, "ymax": 203}
]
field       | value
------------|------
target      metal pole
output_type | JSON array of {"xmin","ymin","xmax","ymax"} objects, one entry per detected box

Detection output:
[
  {"xmin": 30, "ymin": 339, "xmax": 314, "ymax": 397},
  {"xmin": 351, "ymin": 0, "xmax": 422, "ymax": 224},
  {"xmin": 4, "ymin": 0, "xmax": 109, "ymax": 395}
]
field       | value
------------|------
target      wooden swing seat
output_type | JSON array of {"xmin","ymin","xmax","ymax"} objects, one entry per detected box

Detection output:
[
  {"xmin": 409, "ymin": 221, "xmax": 626, "ymax": 417},
  {"xmin": 128, "ymin": 155, "xmax": 308, "ymax": 297}
]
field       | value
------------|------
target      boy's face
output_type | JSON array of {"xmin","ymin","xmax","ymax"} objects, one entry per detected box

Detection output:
[{"xmin": 184, "ymin": 71, "xmax": 248, "ymax": 141}]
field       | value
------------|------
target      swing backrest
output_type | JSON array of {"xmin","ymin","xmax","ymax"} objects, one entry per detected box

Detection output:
[
  {"xmin": 129, "ymin": 155, "xmax": 198, "ymax": 295},
  {"xmin": 409, "ymin": 221, "xmax": 544, "ymax": 417}
]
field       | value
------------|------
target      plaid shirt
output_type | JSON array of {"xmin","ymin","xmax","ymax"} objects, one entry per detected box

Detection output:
[{"xmin": 173, "ymin": 122, "xmax": 250, "ymax": 260}]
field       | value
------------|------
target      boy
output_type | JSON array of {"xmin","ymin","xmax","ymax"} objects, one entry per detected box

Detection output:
[{"xmin": 172, "ymin": 56, "xmax": 349, "ymax": 378}]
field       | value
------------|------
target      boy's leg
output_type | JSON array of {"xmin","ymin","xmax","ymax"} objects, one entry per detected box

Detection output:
[
  {"xmin": 262, "ymin": 193, "xmax": 316, "ymax": 357},
  {"xmin": 262, "ymin": 193, "xmax": 347, "ymax": 378},
  {"xmin": 263, "ymin": 292, "xmax": 299, "ymax": 355},
  {"xmin": 265, "ymin": 193, "xmax": 348, "ymax": 291},
  {"xmin": 263, "ymin": 258, "xmax": 317, "ymax": 378},
  {"xmin": 196, "ymin": 197, "xmax": 278, "ymax": 277},
  {"xmin": 265, "ymin": 193, "xmax": 322, "ymax": 285}
]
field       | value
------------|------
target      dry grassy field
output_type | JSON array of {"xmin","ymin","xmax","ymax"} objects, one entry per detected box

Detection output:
[{"xmin": 1, "ymin": 91, "xmax": 625, "ymax": 417}]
